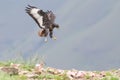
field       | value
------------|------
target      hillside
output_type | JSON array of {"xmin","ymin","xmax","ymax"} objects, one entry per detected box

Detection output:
[{"xmin": 0, "ymin": 62, "xmax": 120, "ymax": 80}]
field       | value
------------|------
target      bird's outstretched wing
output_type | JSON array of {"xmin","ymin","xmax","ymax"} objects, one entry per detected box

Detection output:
[
  {"xmin": 25, "ymin": 5, "xmax": 46, "ymax": 29},
  {"xmin": 46, "ymin": 10, "xmax": 56, "ymax": 24}
]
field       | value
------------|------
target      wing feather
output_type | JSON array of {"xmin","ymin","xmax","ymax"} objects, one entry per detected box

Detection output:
[{"xmin": 25, "ymin": 5, "xmax": 45, "ymax": 29}]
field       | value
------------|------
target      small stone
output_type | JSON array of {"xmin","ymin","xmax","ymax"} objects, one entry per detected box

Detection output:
[
  {"xmin": 1, "ymin": 67, "xmax": 18, "ymax": 75},
  {"xmin": 10, "ymin": 63, "xmax": 21, "ymax": 69},
  {"xmin": 19, "ymin": 70, "xmax": 29, "ymax": 75},
  {"xmin": 25, "ymin": 73, "xmax": 38, "ymax": 78},
  {"xmin": 76, "ymin": 71, "xmax": 86, "ymax": 78}
]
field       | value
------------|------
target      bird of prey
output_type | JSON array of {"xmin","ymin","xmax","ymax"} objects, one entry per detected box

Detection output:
[{"xmin": 25, "ymin": 5, "xmax": 59, "ymax": 42}]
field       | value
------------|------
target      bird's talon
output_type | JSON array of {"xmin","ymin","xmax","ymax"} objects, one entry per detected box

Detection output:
[
  {"xmin": 44, "ymin": 38, "xmax": 48, "ymax": 42},
  {"xmin": 52, "ymin": 36, "xmax": 57, "ymax": 40}
]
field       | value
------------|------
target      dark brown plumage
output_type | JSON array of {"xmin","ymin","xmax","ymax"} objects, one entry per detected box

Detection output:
[{"xmin": 25, "ymin": 5, "xmax": 59, "ymax": 41}]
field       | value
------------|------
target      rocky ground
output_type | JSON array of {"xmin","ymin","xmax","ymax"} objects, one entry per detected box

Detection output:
[{"xmin": 0, "ymin": 62, "xmax": 120, "ymax": 80}]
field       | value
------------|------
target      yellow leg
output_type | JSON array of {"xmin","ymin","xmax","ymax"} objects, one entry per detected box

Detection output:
[{"xmin": 52, "ymin": 36, "xmax": 57, "ymax": 40}]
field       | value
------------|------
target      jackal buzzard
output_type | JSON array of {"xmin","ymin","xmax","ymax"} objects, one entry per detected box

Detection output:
[{"xmin": 25, "ymin": 5, "xmax": 59, "ymax": 42}]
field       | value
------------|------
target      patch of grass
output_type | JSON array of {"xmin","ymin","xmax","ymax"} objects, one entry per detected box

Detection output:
[
  {"xmin": 61, "ymin": 73, "xmax": 70, "ymax": 80},
  {"xmin": 38, "ymin": 74, "xmax": 55, "ymax": 79},
  {"xmin": 101, "ymin": 72, "xmax": 119, "ymax": 80},
  {"xmin": 38, "ymin": 70, "xmax": 69, "ymax": 80},
  {"xmin": 85, "ymin": 73, "xmax": 91, "ymax": 79},
  {"xmin": 38, "ymin": 74, "xmax": 69, "ymax": 80},
  {"xmin": 101, "ymin": 76, "xmax": 119, "ymax": 80},
  {"xmin": 19, "ymin": 75, "xmax": 27, "ymax": 80},
  {"xmin": 0, "ymin": 71, "xmax": 25, "ymax": 80},
  {"xmin": 110, "ymin": 76, "xmax": 119, "ymax": 80},
  {"xmin": 106, "ymin": 72, "xmax": 112, "ymax": 76},
  {"xmin": 21, "ymin": 63, "xmax": 34, "ymax": 71},
  {"xmin": 0, "ymin": 61, "xmax": 12, "ymax": 67}
]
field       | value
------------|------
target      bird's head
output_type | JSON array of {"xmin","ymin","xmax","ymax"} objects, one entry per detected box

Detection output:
[{"xmin": 52, "ymin": 24, "xmax": 59, "ymax": 29}]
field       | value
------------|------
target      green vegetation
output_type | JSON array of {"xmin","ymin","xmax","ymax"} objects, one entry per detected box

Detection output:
[
  {"xmin": 37, "ymin": 74, "xmax": 69, "ymax": 80},
  {"xmin": 0, "ymin": 54, "xmax": 119, "ymax": 80},
  {"xmin": 0, "ymin": 71, "xmax": 27, "ymax": 80},
  {"xmin": 101, "ymin": 72, "xmax": 119, "ymax": 80},
  {"xmin": 85, "ymin": 73, "xmax": 91, "ymax": 79},
  {"xmin": 101, "ymin": 76, "xmax": 119, "ymax": 80},
  {"xmin": 0, "ymin": 61, "xmax": 120, "ymax": 80}
]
